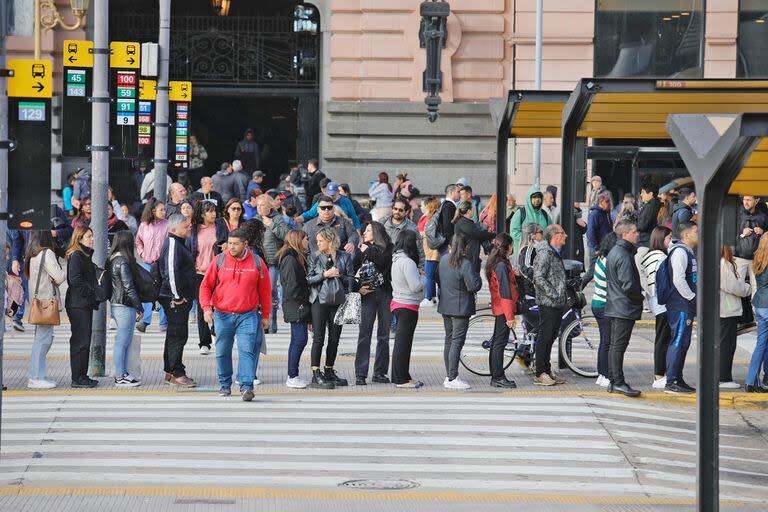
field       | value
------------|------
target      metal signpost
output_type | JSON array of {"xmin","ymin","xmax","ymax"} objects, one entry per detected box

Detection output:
[{"xmin": 6, "ymin": 59, "xmax": 52, "ymax": 229}]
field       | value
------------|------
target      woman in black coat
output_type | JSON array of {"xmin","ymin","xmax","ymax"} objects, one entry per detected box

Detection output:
[
  {"xmin": 352, "ymin": 221, "xmax": 393, "ymax": 386},
  {"xmin": 437, "ymin": 233, "xmax": 483, "ymax": 390},
  {"xmin": 306, "ymin": 227, "xmax": 355, "ymax": 389},
  {"xmin": 65, "ymin": 226, "xmax": 99, "ymax": 388},
  {"xmin": 453, "ymin": 201, "xmax": 495, "ymax": 273},
  {"xmin": 277, "ymin": 230, "xmax": 312, "ymax": 389}
]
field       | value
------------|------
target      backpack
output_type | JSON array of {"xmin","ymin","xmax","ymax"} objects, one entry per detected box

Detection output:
[
  {"xmin": 655, "ymin": 247, "xmax": 686, "ymax": 306},
  {"xmin": 94, "ymin": 265, "xmax": 112, "ymax": 303},
  {"xmin": 132, "ymin": 262, "xmax": 160, "ymax": 303},
  {"xmin": 425, "ymin": 214, "xmax": 446, "ymax": 250}
]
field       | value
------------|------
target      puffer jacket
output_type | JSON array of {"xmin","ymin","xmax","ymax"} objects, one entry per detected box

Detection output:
[
  {"xmin": 109, "ymin": 252, "xmax": 141, "ymax": 308},
  {"xmin": 532, "ymin": 242, "xmax": 567, "ymax": 308},
  {"xmin": 65, "ymin": 246, "xmax": 97, "ymax": 310},
  {"xmin": 604, "ymin": 239, "xmax": 644, "ymax": 320},
  {"xmin": 306, "ymin": 250, "xmax": 355, "ymax": 304},
  {"xmin": 436, "ymin": 253, "xmax": 482, "ymax": 317},
  {"xmin": 261, "ymin": 211, "xmax": 289, "ymax": 266},
  {"xmin": 720, "ymin": 258, "xmax": 750, "ymax": 318},
  {"xmin": 279, "ymin": 248, "xmax": 311, "ymax": 323}
]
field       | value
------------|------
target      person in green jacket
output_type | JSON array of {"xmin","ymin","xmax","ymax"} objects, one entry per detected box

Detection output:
[{"xmin": 510, "ymin": 187, "xmax": 552, "ymax": 255}]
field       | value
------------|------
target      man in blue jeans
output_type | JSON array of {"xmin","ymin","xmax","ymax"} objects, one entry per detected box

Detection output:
[
  {"xmin": 199, "ymin": 228, "xmax": 272, "ymax": 402},
  {"xmin": 664, "ymin": 221, "xmax": 698, "ymax": 395}
]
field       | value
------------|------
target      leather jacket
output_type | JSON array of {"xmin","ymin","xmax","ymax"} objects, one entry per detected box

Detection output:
[
  {"xmin": 604, "ymin": 238, "xmax": 644, "ymax": 320},
  {"xmin": 306, "ymin": 250, "xmax": 355, "ymax": 304},
  {"xmin": 109, "ymin": 253, "xmax": 140, "ymax": 308}
]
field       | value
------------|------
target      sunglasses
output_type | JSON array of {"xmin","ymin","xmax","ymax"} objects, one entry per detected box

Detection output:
[
  {"xmin": 319, "ymin": 205, "xmax": 334, "ymax": 211},
  {"xmin": 230, "ymin": 206, "xmax": 242, "ymax": 211}
]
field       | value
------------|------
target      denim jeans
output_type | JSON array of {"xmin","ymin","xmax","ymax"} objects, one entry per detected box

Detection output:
[
  {"xmin": 288, "ymin": 322, "xmax": 309, "ymax": 378},
  {"xmin": 747, "ymin": 307, "xmax": 768, "ymax": 386},
  {"xmin": 269, "ymin": 265, "xmax": 280, "ymax": 326},
  {"xmin": 139, "ymin": 262, "xmax": 167, "ymax": 327},
  {"xmin": 111, "ymin": 304, "xmax": 136, "ymax": 378},
  {"xmin": 214, "ymin": 310, "xmax": 263, "ymax": 389},
  {"xmin": 425, "ymin": 260, "xmax": 438, "ymax": 300},
  {"xmin": 28, "ymin": 324, "xmax": 54, "ymax": 380}
]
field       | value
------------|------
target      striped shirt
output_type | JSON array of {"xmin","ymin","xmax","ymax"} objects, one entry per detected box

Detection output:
[
  {"xmin": 591, "ymin": 256, "xmax": 607, "ymax": 308},
  {"xmin": 640, "ymin": 249, "xmax": 666, "ymax": 297}
]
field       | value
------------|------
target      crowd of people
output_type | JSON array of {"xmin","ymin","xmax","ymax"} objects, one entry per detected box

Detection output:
[{"xmin": 7, "ymin": 145, "xmax": 768, "ymax": 399}]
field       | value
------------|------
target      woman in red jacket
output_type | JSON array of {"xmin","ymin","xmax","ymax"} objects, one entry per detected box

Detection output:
[{"xmin": 485, "ymin": 232, "xmax": 518, "ymax": 388}]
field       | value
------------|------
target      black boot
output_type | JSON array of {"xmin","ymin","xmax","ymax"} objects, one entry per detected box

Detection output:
[
  {"xmin": 325, "ymin": 367, "xmax": 348, "ymax": 387},
  {"xmin": 310, "ymin": 369, "xmax": 334, "ymax": 389}
]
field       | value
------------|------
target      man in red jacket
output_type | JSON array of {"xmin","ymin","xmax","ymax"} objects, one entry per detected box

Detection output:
[{"xmin": 200, "ymin": 228, "xmax": 272, "ymax": 401}]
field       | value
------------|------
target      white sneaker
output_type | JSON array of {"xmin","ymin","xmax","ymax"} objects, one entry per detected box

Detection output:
[
  {"xmin": 444, "ymin": 377, "xmax": 471, "ymax": 390},
  {"xmin": 596, "ymin": 375, "xmax": 609, "ymax": 388},
  {"xmin": 652, "ymin": 376, "xmax": 667, "ymax": 389},
  {"xmin": 27, "ymin": 379, "xmax": 56, "ymax": 390},
  {"xmin": 719, "ymin": 381, "xmax": 740, "ymax": 390},
  {"xmin": 419, "ymin": 298, "xmax": 433, "ymax": 308},
  {"xmin": 199, "ymin": 346, "xmax": 211, "ymax": 355},
  {"xmin": 443, "ymin": 377, "xmax": 449, "ymax": 386},
  {"xmin": 286, "ymin": 376, "xmax": 308, "ymax": 389},
  {"xmin": 114, "ymin": 376, "xmax": 140, "ymax": 388},
  {"xmin": 254, "ymin": 379, "xmax": 262, "ymax": 386}
]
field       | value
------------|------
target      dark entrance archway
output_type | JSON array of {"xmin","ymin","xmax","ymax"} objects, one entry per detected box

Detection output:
[{"xmin": 109, "ymin": 0, "xmax": 320, "ymax": 189}]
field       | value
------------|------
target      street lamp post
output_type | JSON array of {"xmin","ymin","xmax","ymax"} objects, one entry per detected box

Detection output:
[
  {"xmin": 419, "ymin": 0, "xmax": 450, "ymax": 123},
  {"xmin": 34, "ymin": 0, "xmax": 90, "ymax": 59}
]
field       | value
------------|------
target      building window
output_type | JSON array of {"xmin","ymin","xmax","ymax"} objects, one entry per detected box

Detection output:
[
  {"xmin": 594, "ymin": 0, "xmax": 705, "ymax": 78},
  {"xmin": 738, "ymin": 0, "xmax": 768, "ymax": 77}
]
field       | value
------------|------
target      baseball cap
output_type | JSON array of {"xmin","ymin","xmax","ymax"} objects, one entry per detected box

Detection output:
[
  {"xmin": 252, "ymin": 171, "xmax": 265, "ymax": 179},
  {"xmin": 456, "ymin": 177, "xmax": 469, "ymax": 187},
  {"xmin": 326, "ymin": 181, "xmax": 340, "ymax": 195}
]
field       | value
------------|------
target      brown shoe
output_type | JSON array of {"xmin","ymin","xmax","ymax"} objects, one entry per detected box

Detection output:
[
  {"xmin": 548, "ymin": 372, "xmax": 566, "ymax": 385},
  {"xmin": 169, "ymin": 375, "xmax": 196, "ymax": 388},
  {"xmin": 534, "ymin": 373, "xmax": 556, "ymax": 386}
]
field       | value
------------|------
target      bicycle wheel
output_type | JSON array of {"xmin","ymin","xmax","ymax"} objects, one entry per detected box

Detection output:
[
  {"xmin": 559, "ymin": 314, "xmax": 599, "ymax": 378},
  {"xmin": 460, "ymin": 314, "xmax": 517, "ymax": 376}
]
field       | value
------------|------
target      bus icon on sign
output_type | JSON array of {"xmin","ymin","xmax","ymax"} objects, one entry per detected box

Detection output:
[
  {"xmin": 67, "ymin": 42, "xmax": 78, "ymax": 54},
  {"xmin": 32, "ymin": 64, "xmax": 45, "ymax": 78},
  {"xmin": 127, "ymin": 45, "xmax": 137, "ymax": 55}
]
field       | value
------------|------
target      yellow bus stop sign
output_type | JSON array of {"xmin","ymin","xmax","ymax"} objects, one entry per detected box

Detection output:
[
  {"xmin": 110, "ymin": 41, "xmax": 141, "ymax": 69},
  {"xmin": 63, "ymin": 40, "xmax": 93, "ymax": 68},
  {"xmin": 139, "ymin": 79, "xmax": 157, "ymax": 101},
  {"xmin": 169, "ymin": 81, "xmax": 192, "ymax": 102},
  {"xmin": 8, "ymin": 59, "xmax": 52, "ymax": 98}
]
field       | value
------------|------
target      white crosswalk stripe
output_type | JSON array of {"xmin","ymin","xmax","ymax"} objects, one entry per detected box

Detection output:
[{"xmin": 0, "ymin": 393, "xmax": 762, "ymax": 502}]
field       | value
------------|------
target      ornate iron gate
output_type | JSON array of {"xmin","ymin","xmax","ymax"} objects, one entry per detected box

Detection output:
[{"xmin": 111, "ymin": 13, "xmax": 319, "ymax": 88}]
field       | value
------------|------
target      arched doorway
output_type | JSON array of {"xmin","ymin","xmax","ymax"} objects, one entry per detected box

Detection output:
[{"xmin": 109, "ymin": 0, "xmax": 320, "ymax": 189}]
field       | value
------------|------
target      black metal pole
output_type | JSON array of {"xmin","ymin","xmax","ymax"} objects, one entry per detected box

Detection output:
[{"xmin": 496, "ymin": 119, "xmax": 509, "ymax": 235}]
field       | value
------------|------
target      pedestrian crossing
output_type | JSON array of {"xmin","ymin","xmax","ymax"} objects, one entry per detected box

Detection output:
[{"xmin": 0, "ymin": 393, "xmax": 764, "ymax": 502}]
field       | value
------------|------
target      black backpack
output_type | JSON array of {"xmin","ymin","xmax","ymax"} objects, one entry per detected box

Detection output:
[{"xmin": 133, "ymin": 262, "xmax": 160, "ymax": 303}]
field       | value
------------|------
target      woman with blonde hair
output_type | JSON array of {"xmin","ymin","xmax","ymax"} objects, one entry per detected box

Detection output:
[
  {"xmin": 418, "ymin": 196, "xmax": 441, "ymax": 306},
  {"xmin": 306, "ymin": 227, "xmax": 355, "ymax": 389},
  {"xmin": 748, "ymin": 235, "xmax": 768, "ymax": 392},
  {"xmin": 277, "ymin": 230, "xmax": 312, "ymax": 388},
  {"xmin": 65, "ymin": 226, "xmax": 99, "ymax": 388}
]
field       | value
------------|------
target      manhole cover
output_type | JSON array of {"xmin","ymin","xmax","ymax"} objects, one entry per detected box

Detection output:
[{"xmin": 339, "ymin": 479, "xmax": 420, "ymax": 490}]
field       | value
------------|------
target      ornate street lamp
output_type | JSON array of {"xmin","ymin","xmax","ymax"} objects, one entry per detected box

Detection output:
[
  {"xmin": 35, "ymin": 0, "xmax": 90, "ymax": 59},
  {"xmin": 419, "ymin": 0, "xmax": 450, "ymax": 123}
]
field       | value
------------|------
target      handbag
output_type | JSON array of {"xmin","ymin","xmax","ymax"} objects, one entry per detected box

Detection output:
[
  {"xmin": 29, "ymin": 250, "xmax": 61, "ymax": 326},
  {"xmin": 334, "ymin": 292, "xmax": 362, "ymax": 325},
  {"xmin": 131, "ymin": 262, "xmax": 160, "ymax": 303},
  {"xmin": 319, "ymin": 277, "xmax": 346, "ymax": 306}
]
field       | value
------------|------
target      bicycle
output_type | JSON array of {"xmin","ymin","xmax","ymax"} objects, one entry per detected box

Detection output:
[{"xmin": 459, "ymin": 260, "xmax": 600, "ymax": 378}]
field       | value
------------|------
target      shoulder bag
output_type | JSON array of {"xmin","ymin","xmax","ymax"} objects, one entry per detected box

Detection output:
[{"xmin": 29, "ymin": 250, "xmax": 61, "ymax": 325}]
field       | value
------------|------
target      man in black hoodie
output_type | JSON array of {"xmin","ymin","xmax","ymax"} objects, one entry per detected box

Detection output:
[
  {"xmin": 305, "ymin": 159, "xmax": 326, "ymax": 202},
  {"xmin": 671, "ymin": 188, "xmax": 696, "ymax": 239},
  {"xmin": 635, "ymin": 183, "xmax": 662, "ymax": 275}
]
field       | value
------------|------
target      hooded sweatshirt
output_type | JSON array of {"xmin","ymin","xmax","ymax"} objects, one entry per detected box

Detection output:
[
  {"xmin": 390, "ymin": 250, "xmax": 425, "ymax": 306},
  {"xmin": 510, "ymin": 186, "xmax": 552, "ymax": 255},
  {"xmin": 199, "ymin": 249, "xmax": 272, "ymax": 316},
  {"xmin": 212, "ymin": 168, "xmax": 245, "ymax": 203}
]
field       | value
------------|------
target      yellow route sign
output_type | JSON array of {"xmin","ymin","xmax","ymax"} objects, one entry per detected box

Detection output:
[
  {"xmin": 139, "ymin": 79, "xmax": 157, "ymax": 101},
  {"xmin": 8, "ymin": 59, "xmax": 53, "ymax": 98},
  {"xmin": 110, "ymin": 41, "xmax": 140, "ymax": 69},
  {"xmin": 169, "ymin": 81, "xmax": 192, "ymax": 102},
  {"xmin": 63, "ymin": 39, "xmax": 93, "ymax": 68}
]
